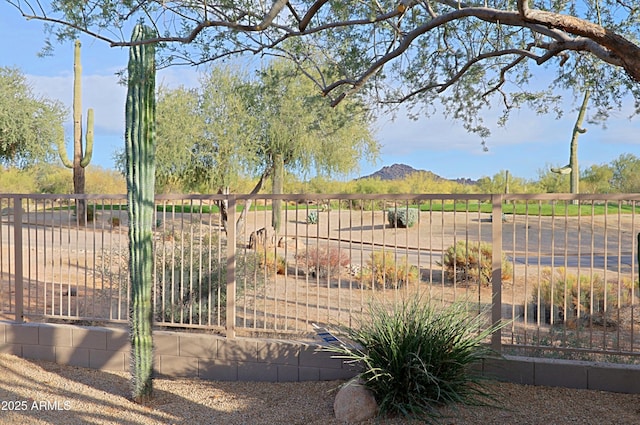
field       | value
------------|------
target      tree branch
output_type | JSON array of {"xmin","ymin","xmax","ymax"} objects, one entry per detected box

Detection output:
[{"xmin": 299, "ymin": 0, "xmax": 329, "ymax": 31}]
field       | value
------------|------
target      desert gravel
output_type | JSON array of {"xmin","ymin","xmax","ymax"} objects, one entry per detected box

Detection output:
[{"xmin": 0, "ymin": 353, "xmax": 639, "ymax": 424}]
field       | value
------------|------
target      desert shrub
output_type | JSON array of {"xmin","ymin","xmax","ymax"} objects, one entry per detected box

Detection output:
[
  {"xmin": 97, "ymin": 225, "xmax": 262, "ymax": 324},
  {"xmin": 256, "ymin": 247, "xmax": 286, "ymax": 275},
  {"xmin": 34, "ymin": 164, "xmax": 72, "ymax": 194},
  {"xmin": 359, "ymin": 251, "xmax": 419, "ymax": 289},
  {"xmin": 85, "ymin": 166, "xmax": 126, "ymax": 194},
  {"xmin": 156, "ymin": 240, "xmax": 263, "ymax": 324},
  {"xmin": 532, "ymin": 268, "xmax": 635, "ymax": 319},
  {"xmin": 295, "ymin": 245, "xmax": 350, "ymax": 278},
  {"xmin": 86, "ymin": 204, "xmax": 95, "ymax": 222},
  {"xmin": 0, "ymin": 167, "xmax": 37, "ymax": 192},
  {"xmin": 440, "ymin": 241, "xmax": 512, "ymax": 286},
  {"xmin": 387, "ymin": 207, "xmax": 419, "ymax": 228},
  {"xmin": 306, "ymin": 210, "xmax": 319, "ymax": 224},
  {"xmin": 326, "ymin": 296, "xmax": 502, "ymax": 421}
]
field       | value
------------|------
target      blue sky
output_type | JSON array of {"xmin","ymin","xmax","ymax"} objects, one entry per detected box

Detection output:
[{"xmin": 2, "ymin": 3, "xmax": 639, "ymax": 182}]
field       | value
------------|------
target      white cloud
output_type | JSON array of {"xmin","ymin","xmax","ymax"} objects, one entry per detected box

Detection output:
[
  {"xmin": 28, "ymin": 73, "xmax": 126, "ymax": 134},
  {"xmin": 28, "ymin": 68, "xmax": 200, "ymax": 136}
]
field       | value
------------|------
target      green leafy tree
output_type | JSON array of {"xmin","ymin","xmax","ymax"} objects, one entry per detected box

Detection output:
[
  {"xmin": 153, "ymin": 66, "xmax": 254, "ymax": 194},
  {"xmin": 0, "ymin": 67, "xmax": 66, "ymax": 167},
  {"xmin": 610, "ymin": 153, "xmax": 640, "ymax": 193},
  {"xmin": 477, "ymin": 170, "xmax": 531, "ymax": 194},
  {"xmin": 536, "ymin": 165, "xmax": 570, "ymax": 194},
  {"xmin": 581, "ymin": 163, "xmax": 613, "ymax": 194},
  {"xmin": 10, "ymin": 1, "xmax": 640, "ymax": 144},
  {"xmin": 248, "ymin": 59, "xmax": 378, "ymax": 232},
  {"xmin": 151, "ymin": 60, "xmax": 378, "ymax": 233}
]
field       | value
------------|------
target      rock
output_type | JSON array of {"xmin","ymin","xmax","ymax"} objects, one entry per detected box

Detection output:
[
  {"xmin": 277, "ymin": 236, "xmax": 302, "ymax": 249},
  {"xmin": 334, "ymin": 377, "xmax": 377, "ymax": 423},
  {"xmin": 248, "ymin": 227, "xmax": 276, "ymax": 250}
]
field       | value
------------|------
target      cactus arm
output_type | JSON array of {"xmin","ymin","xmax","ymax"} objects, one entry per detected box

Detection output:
[
  {"xmin": 126, "ymin": 23, "xmax": 156, "ymax": 404},
  {"xmin": 55, "ymin": 126, "xmax": 73, "ymax": 168},
  {"xmin": 80, "ymin": 108, "xmax": 94, "ymax": 167}
]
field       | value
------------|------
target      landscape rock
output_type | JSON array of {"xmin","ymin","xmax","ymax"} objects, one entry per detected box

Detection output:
[
  {"xmin": 334, "ymin": 377, "xmax": 378, "ymax": 423},
  {"xmin": 248, "ymin": 226, "xmax": 276, "ymax": 250}
]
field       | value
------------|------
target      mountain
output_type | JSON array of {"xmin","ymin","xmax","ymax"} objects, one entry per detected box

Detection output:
[{"xmin": 359, "ymin": 163, "xmax": 477, "ymax": 185}]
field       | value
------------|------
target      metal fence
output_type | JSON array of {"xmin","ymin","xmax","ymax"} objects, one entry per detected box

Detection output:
[{"xmin": 1, "ymin": 193, "xmax": 639, "ymax": 362}]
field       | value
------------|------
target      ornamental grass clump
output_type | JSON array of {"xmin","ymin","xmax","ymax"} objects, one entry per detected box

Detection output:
[
  {"xmin": 532, "ymin": 267, "xmax": 635, "ymax": 320},
  {"xmin": 326, "ymin": 296, "xmax": 503, "ymax": 422}
]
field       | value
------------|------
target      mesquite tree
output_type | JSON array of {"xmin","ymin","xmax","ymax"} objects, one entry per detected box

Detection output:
[
  {"xmin": 56, "ymin": 40, "xmax": 94, "ymax": 225},
  {"xmin": 9, "ymin": 1, "xmax": 640, "ymax": 138},
  {"xmin": 125, "ymin": 23, "xmax": 156, "ymax": 403},
  {"xmin": 0, "ymin": 67, "xmax": 66, "ymax": 167}
]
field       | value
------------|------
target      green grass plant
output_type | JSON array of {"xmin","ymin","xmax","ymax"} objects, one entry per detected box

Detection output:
[
  {"xmin": 532, "ymin": 267, "xmax": 635, "ymax": 319},
  {"xmin": 326, "ymin": 296, "xmax": 504, "ymax": 422}
]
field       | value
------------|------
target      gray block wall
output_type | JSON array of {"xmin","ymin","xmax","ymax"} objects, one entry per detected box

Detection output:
[
  {"xmin": 0, "ymin": 321, "xmax": 358, "ymax": 382},
  {"xmin": 2, "ymin": 320, "xmax": 640, "ymax": 393}
]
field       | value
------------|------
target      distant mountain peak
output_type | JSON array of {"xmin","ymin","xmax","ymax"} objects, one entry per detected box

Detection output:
[
  {"xmin": 359, "ymin": 163, "xmax": 438, "ymax": 181},
  {"xmin": 359, "ymin": 163, "xmax": 477, "ymax": 185}
]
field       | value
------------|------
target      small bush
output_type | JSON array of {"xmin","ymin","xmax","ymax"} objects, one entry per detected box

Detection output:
[
  {"xmin": 86, "ymin": 205, "xmax": 95, "ymax": 222},
  {"xmin": 387, "ymin": 207, "xmax": 418, "ymax": 228},
  {"xmin": 440, "ymin": 241, "xmax": 512, "ymax": 286},
  {"xmin": 256, "ymin": 247, "xmax": 286, "ymax": 275},
  {"xmin": 306, "ymin": 210, "xmax": 319, "ymax": 224},
  {"xmin": 156, "ymin": 244, "xmax": 263, "ymax": 324},
  {"xmin": 532, "ymin": 267, "xmax": 635, "ymax": 319},
  {"xmin": 295, "ymin": 245, "xmax": 350, "ymax": 278},
  {"xmin": 325, "ymin": 296, "xmax": 503, "ymax": 421},
  {"xmin": 359, "ymin": 251, "xmax": 419, "ymax": 289}
]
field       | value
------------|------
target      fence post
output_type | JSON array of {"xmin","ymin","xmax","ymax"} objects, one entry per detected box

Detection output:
[
  {"xmin": 13, "ymin": 195, "xmax": 24, "ymax": 323},
  {"xmin": 491, "ymin": 194, "xmax": 502, "ymax": 352},
  {"xmin": 226, "ymin": 194, "xmax": 236, "ymax": 338}
]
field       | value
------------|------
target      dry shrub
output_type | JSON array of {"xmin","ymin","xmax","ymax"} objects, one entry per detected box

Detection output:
[{"xmin": 295, "ymin": 245, "xmax": 350, "ymax": 278}]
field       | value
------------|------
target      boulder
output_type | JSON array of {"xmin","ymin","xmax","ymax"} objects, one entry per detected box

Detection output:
[
  {"xmin": 248, "ymin": 227, "xmax": 276, "ymax": 250},
  {"xmin": 334, "ymin": 377, "xmax": 378, "ymax": 423}
]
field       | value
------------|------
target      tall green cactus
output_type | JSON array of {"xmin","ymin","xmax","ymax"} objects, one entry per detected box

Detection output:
[
  {"xmin": 56, "ymin": 40, "xmax": 94, "ymax": 225},
  {"xmin": 125, "ymin": 23, "xmax": 156, "ymax": 404}
]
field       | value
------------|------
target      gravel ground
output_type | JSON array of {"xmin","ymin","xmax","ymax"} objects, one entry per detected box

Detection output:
[{"xmin": 1, "ymin": 353, "xmax": 639, "ymax": 424}]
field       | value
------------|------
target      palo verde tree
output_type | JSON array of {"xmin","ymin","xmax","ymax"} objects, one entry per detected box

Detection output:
[
  {"xmin": 248, "ymin": 58, "xmax": 378, "ymax": 233},
  {"xmin": 56, "ymin": 40, "xmax": 94, "ymax": 225},
  {"xmin": 0, "ymin": 67, "xmax": 66, "ymax": 168},
  {"xmin": 10, "ymin": 1, "xmax": 640, "ymax": 140},
  {"xmin": 153, "ymin": 66, "xmax": 256, "ymax": 195},
  {"xmin": 151, "ymin": 60, "xmax": 377, "ymax": 234}
]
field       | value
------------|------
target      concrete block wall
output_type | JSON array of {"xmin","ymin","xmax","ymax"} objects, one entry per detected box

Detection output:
[
  {"xmin": 2, "ymin": 320, "xmax": 640, "ymax": 393},
  {"xmin": 481, "ymin": 355, "xmax": 640, "ymax": 394},
  {"xmin": 0, "ymin": 321, "xmax": 359, "ymax": 382}
]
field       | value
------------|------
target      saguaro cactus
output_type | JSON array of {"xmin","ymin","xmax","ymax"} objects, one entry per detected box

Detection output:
[
  {"xmin": 125, "ymin": 23, "xmax": 156, "ymax": 403},
  {"xmin": 56, "ymin": 40, "xmax": 94, "ymax": 225}
]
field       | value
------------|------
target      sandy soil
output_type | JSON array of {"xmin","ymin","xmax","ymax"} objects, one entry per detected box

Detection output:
[{"xmin": 1, "ymin": 353, "xmax": 639, "ymax": 425}]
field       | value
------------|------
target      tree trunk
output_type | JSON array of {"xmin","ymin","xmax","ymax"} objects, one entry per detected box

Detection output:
[
  {"xmin": 218, "ymin": 186, "xmax": 230, "ymax": 235},
  {"xmin": 271, "ymin": 153, "xmax": 284, "ymax": 233},
  {"xmin": 236, "ymin": 167, "xmax": 272, "ymax": 242}
]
